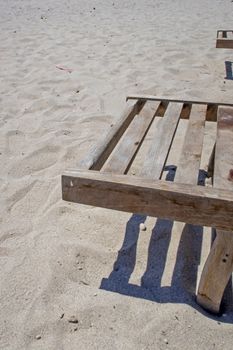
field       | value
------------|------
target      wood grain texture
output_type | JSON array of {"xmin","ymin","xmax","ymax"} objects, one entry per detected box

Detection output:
[
  {"xmin": 175, "ymin": 104, "xmax": 207, "ymax": 184},
  {"xmin": 197, "ymin": 107, "xmax": 233, "ymax": 314},
  {"xmin": 78, "ymin": 99, "xmax": 144, "ymax": 170},
  {"xmin": 141, "ymin": 102, "xmax": 183, "ymax": 179},
  {"xmin": 62, "ymin": 169, "xmax": 233, "ymax": 231},
  {"xmin": 101, "ymin": 101, "xmax": 160, "ymax": 174}
]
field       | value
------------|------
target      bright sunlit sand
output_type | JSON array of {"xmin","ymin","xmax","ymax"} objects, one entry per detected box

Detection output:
[{"xmin": 1, "ymin": 1, "xmax": 233, "ymax": 349}]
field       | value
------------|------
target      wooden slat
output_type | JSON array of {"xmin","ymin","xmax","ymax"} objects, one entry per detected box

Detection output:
[
  {"xmin": 62, "ymin": 169, "xmax": 233, "ymax": 231},
  {"xmin": 175, "ymin": 104, "xmax": 207, "ymax": 184},
  {"xmin": 197, "ymin": 107, "xmax": 233, "ymax": 313},
  {"xmin": 101, "ymin": 101, "xmax": 160, "ymax": 174},
  {"xmin": 78, "ymin": 99, "xmax": 144, "ymax": 170},
  {"xmin": 214, "ymin": 107, "xmax": 233, "ymax": 190},
  {"xmin": 217, "ymin": 30, "xmax": 233, "ymax": 33},
  {"xmin": 127, "ymin": 94, "xmax": 233, "ymax": 108},
  {"xmin": 141, "ymin": 102, "xmax": 183, "ymax": 179}
]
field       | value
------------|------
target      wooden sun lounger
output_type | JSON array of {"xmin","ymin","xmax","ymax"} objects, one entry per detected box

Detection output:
[
  {"xmin": 216, "ymin": 30, "xmax": 233, "ymax": 48},
  {"xmin": 62, "ymin": 95, "xmax": 233, "ymax": 314}
]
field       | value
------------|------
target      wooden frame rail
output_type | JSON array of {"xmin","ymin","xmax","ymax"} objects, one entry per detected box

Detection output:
[{"xmin": 62, "ymin": 170, "xmax": 233, "ymax": 231}]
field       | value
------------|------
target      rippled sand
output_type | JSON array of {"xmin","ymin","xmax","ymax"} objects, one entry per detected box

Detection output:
[{"xmin": 1, "ymin": 1, "xmax": 233, "ymax": 349}]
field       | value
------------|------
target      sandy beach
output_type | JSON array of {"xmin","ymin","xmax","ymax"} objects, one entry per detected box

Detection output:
[{"xmin": 1, "ymin": 0, "xmax": 233, "ymax": 349}]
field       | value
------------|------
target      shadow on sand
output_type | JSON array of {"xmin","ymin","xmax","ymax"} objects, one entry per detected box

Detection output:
[
  {"xmin": 225, "ymin": 61, "xmax": 233, "ymax": 80},
  {"xmin": 100, "ymin": 165, "xmax": 233, "ymax": 323}
]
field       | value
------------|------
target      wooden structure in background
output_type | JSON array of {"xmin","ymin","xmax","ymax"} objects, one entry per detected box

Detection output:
[
  {"xmin": 216, "ymin": 30, "xmax": 233, "ymax": 48},
  {"xmin": 62, "ymin": 95, "xmax": 233, "ymax": 314}
]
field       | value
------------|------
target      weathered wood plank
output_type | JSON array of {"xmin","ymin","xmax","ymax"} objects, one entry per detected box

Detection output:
[
  {"xmin": 175, "ymin": 104, "xmax": 207, "ymax": 184},
  {"xmin": 102, "ymin": 101, "xmax": 160, "ymax": 174},
  {"xmin": 127, "ymin": 94, "xmax": 233, "ymax": 108},
  {"xmin": 62, "ymin": 169, "xmax": 233, "ymax": 231},
  {"xmin": 213, "ymin": 107, "xmax": 233, "ymax": 190},
  {"xmin": 78, "ymin": 99, "xmax": 144, "ymax": 170},
  {"xmin": 141, "ymin": 102, "xmax": 183, "ymax": 179},
  {"xmin": 197, "ymin": 231, "xmax": 233, "ymax": 313},
  {"xmin": 197, "ymin": 107, "xmax": 233, "ymax": 313}
]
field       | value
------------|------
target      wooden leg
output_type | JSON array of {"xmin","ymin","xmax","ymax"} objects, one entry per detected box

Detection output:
[
  {"xmin": 207, "ymin": 143, "xmax": 215, "ymax": 178},
  {"xmin": 197, "ymin": 230, "xmax": 233, "ymax": 313}
]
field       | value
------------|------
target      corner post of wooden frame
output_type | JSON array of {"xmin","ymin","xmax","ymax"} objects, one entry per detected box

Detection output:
[{"xmin": 197, "ymin": 230, "xmax": 233, "ymax": 314}]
